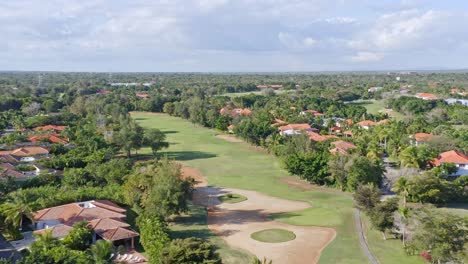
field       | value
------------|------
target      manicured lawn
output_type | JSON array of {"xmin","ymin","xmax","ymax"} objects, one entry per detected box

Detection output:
[
  {"xmin": 170, "ymin": 204, "xmax": 254, "ymax": 264},
  {"xmin": 131, "ymin": 112, "xmax": 373, "ymax": 263},
  {"xmin": 218, "ymin": 193, "xmax": 248, "ymax": 204},
  {"xmin": 350, "ymin": 99, "xmax": 405, "ymax": 120},
  {"xmin": 361, "ymin": 215, "xmax": 425, "ymax": 264},
  {"xmin": 250, "ymin": 228, "xmax": 296, "ymax": 243}
]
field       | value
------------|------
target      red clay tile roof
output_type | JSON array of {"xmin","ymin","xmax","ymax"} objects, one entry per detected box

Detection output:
[
  {"xmin": 0, "ymin": 147, "xmax": 49, "ymax": 157},
  {"xmin": 330, "ymin": 140, "xmax": 357, "ymax": 154},
  {"xmin": 34, "ymin": 125, "xmax": 67, "ymax": 132},
  {"xmin": 376, "ymin": 119, "xmax": 389, "ymax": 125},
  {"xmin": 88, "ymin": 218, "xmax": 130, "ymax": 234},
  {"xmin": 278, "ymin": 123, "xmax": 311, "ymax": 131},
  {"xmin": 357, "ymin": 120, "xmax": 376, "ymax": 126},
  {"xmin": 0, "ymin": 163, "xmax": 25, "ymax": 180},
  {"xmin": 34, "ymin": 224, "xmax": 74, "ymax": 239},
  {"xmin": 306, "ymin": 132, "xmax": 337, "ymax": 142},
  {"xmin": 414, "ymin": 133, "xmax": 433, "ymax": 142},
  {"xmin": 28, "ymin": 133, "xmax": 69, "ymax": 144},
  {"xmin": 220, "ymin": 107, "xmax": 252, "ymax": 117},
  {"xmin": 92, "ymin": 200, "xmax": 127, "ymax": 213},
  {"xmin": 33, "ymin": 203, "xmax": 83, "ymax": 222},
  {"xmin": 99, "ymin": 227, "xmax": 139, "ymax": 241},
  {"xmin": 433, "ymin": 150, "xmax": 468, "ymax": 166},
  {"xmin": 415, "ymin": 93, "xmax": 438, "ymax": 100}
]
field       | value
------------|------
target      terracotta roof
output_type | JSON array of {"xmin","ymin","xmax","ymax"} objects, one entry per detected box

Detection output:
[
  {"xmin": 34, "ymin": 224, "xmax": 74, "ymax": 239},
  {"xmin": 28, "ymin": 133, "xmax": 69, "ymax": 144},
  {"xmin": 92, "ymin": 200, "xmax": 127, "ymax": 213},
  {"xmin": 219, "ymin": 107, "xmax": 252, "ymax": 117},
  {"xmin": 414, "ymin": 133, "xmax": 433, "ymax": 142},
  {"xmin": 34, "ymin": 125, "xmax": 67, "ymax": 132},
  {"xmin": 0, "ymin": 163, "xmax": 25, "ymax": 180},
  {"xmin": 0, "ymin": 154, "xmax": 20, "ymax": 163},
  {"xmin": 433, "ymin": 150, "xmax": 468, "ymax": 166},
  {"xmin": 0, "ymin": 147, "xmax": 49, "ymax": 157},
  {"xmin": 330, "ymin": 140, "xmax": 357, "ymax": 154},
  {"xmin": 98, "ymin": 227, "xmax": 139, "ymax": 241},
  {"xmin": 33, "ymin": 203, "xmax": 83, "ymax": 222},
  {"xmin": 357, "ymin": 120, "xmax": 376, "ymax": 127},
  {"xmin": 136, "ymin": 92, "xmax": 150, "ymax": 98},
  {"xmin": 415, "ymin": 93, "xmax": 438, "ymax": 100},
  {"xmin": 88, "ymin": 218, "xmax": 129, "ymax": 233},
  {"xmin": 306, "ymin": 132, "xmax": 337, "ymax": 142},
  {"xmin": 278, "ymin": 123, "xmax": 311, "ymax": 131},
  {"xmin": 376, "ymin": 119, "xmax": 389, "ymax": 125},
  {"xmin": 343, "ymin": 131, "xmax": 353, "ymax": 136}
]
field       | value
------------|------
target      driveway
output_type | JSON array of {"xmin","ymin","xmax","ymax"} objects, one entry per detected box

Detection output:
[
  {"xmin": 10, "ymin": 232, "xmax": 34, "ymax": 251},
  {"xmin": 0, "ymin": 235, "xmax": 21, "ymax": 262}
]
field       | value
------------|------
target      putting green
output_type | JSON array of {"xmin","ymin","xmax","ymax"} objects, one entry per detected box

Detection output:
[
  {"xmin": 250, "ymin": 228, "xmax": 296, "ymax": 243},
  {"xmin": 219, "ymin": 193, "xmax": 247, "ymax": 203}
]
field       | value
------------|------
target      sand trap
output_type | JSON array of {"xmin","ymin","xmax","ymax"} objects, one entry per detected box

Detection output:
[
  {"xmin": 215, "ymin": 134, "xmax": 244, "ymax": 143},
  {"xmin": 182, "ymin": 167, "xmax": 336, "ymax": 264}
]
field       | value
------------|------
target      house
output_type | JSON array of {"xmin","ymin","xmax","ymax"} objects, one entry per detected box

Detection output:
[
  {"xmin": 450, "ymin": 89, "xmax": 467, "ymax": 96},
  {"xmin": 357, "ymin": 120, "xmax": 376, "ymax": 130},
  {"xmin": 356, "ymin": 119, "xmax": 389, "ymax": 130},
  {"xmin": 219, "ymin": 106, "xmax": 252, "ymax": 117},
  {"xmin": 28, "ymin": 133, "xmax": 69, "ymax": 144},
  {"xmin": 256, "ymin": 85, "xmax": 269, "ymax": 89},
  {"xmin": 270, "ymin": 85, "xmax": 283, "ymax": 89},
  {"xmin": 34, "ymin": 125, "xmax": 67, "ymax": 132},
  {"xmin": 432, "ymin": 150, "xmax": 468, "ymax": 176},
  {"xmin": 343, "ymin": 131, "xmax": 353, "ymax": 138},
  {"xmin": 96, "ymin": 90, "xmax": 112, "ymax": 95},
  {"xmin": 0, "ymin": 147, "xmax": 49, "ymax": 162},
  {"xmin": 368, "ymin": 86, "xmax": 383, "ymax": 92},
  {"xmin": 33, "ymin": 200, "xmax": 139, "ymax": 249},
  {"xmin": 330, "ymin": 140, "xmax": 357, "ymax": 155},
  {"xmin": 445, "ymin": 98, "xmax": 468, "ymax": 106},
  {"xmin": 410, "ymin": 133, "xmax": 433, "ymax": 146},
  {"xmin": 135, "ymin": 92, "xmax": 150, "ymax": 99},
  {"xmin": 415, "ymin": 93, "xmax": 438, "ymax": 100},
  {"xmin": 300, "ymin": 110, "xmax": 325, "ymax": 117},
  {"xmin": 278, "ymin": 124, "xmax": 314, "ymax": 136},
  {"xmin": 0, "ymin": 163, "xmax": 27, "ymax": 181},
  {"xmin": 306, "ymin": 131, "xmax": 338, "ymax": 142}
]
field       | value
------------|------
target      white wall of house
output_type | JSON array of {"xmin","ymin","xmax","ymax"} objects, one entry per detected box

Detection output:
[{"xmin": 35, "ymin": 220, "xmax": 61, "ymax": 230}]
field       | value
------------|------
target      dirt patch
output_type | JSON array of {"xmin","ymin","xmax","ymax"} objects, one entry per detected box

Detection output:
[
  {"xmin": 184, "ymin": 167, "xmax": 337, "ymax": 264},
  {"xmin": 280, "ymin": 176, "xmax": 350, "ymax": 197},
  {"xmin": 215, "ymin": 134, "xmax": 244, "ymax": 143},
  {"xmin": 181, "ymin": 166, "xmax": 207, "ymax": 187}
]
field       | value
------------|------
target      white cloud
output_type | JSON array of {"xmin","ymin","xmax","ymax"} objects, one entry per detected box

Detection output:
[
  {"xmin": 350, "ymin": 51, "xmax": 384, "ymax": 62},
  {"xmin": 323, "ymin": 17, "xmax": 356, "ymax": 24},
  {"xmin": 278, "ymin": 32, "xmax": 317, "ymax": 50}
]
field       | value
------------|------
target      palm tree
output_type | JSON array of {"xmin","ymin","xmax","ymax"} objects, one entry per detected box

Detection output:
[
  {"xmin": 89, "ymin": 240, "xmax": 114, "ymax": 264},
  {"xmin": 1, "ymin": 191, "xmax": 34, "ymax": 231},
  {"xmin": 398, "ymin": 207, "xmax": 410, "ymax": 246},
  {"xmin": 391, "ymin": 177, "xmax": 410, "ymax": 208}
]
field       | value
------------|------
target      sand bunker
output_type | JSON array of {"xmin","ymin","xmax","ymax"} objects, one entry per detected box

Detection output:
[{"xmin": 182, "ymin": 167, "xmax": 336, "ymax": 264}]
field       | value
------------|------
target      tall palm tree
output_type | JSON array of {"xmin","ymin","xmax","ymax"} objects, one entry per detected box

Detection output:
[
  {"xmin": 1, "ymin": 191, "xmax": 34, "ymax": 231},
  {"xmin": 398, "ymin": 207, "xmax": 410, "ymax": 246},
  {"xmin": 392, "ymin": 177, "xmax": 410, "ymax": 208},
  {"xmin": 89, "ymin": 240, "xmax": 114, "ymax": 264}
]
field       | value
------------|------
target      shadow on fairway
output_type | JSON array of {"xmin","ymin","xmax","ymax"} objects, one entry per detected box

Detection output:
[
  {"xmin": 163, "ymin": 151, "xmax": 217, "ymax": 161},
  {"xmin": 162, "ymin": 130, "xmax": 179, "ymax": 134}
]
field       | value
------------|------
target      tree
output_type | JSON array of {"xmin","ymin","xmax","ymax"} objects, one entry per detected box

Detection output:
[
  {"xmin": 113, "ymin": 117, "xmax": 144, "ymax": 157},
  {"xmin": 409, "ymin": 211, "xmax": 467, "ymax": 263},
  {"xmin": 124, "ymin": 159, "xmax": 194, "ymax": 218},
  {"xmin": 368, "ymin": 198, "xmax": 398, "ymax": 240},
  {"xmin": 353, "ymin": 184, "xmax": 381, "ymax": 212},
  {"xmin": 160, "ymin": 238, "xmax": 221, "ymax": 264},
  {"xmin": 62, "ymin": 221, "xmax": 94, "ymax": 250},
  {"xmin": 0, "ymin": 191, "xmax": 34, "ymax": 232},
  {"xmin": 143, "ymin": 128, "xmax": 169, "ymax": 157},
  {"xmin": 138, "ymin": 215, "xmax": 170, "ymax": 264},
  {"xmin": 347, "ymin": 156, "xmax": 383, "ymax": 191},
  {"xmin": 392, "ymin": 177, "xmax": 410, "ymax": 208},
  {"xmin": 328, "ymin": 154, "xmax": 351, "ymax": 191},
  {"xmin": 251, "ymin": 258, "xmax": 273, "ymax": 264},
  {"xmin": 89, "ymin": 240, "xmax": 114, "ymax": 264}
]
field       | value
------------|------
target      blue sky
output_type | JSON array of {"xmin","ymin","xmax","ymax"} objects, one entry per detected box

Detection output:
[{"xmin": 1, "ymin": 0, "xmax": 468, "ymax": 72}]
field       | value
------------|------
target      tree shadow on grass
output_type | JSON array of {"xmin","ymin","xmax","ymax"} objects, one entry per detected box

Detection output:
[
  {"xmin": 162, "ymin": 130, "xmax": 179, "ymax": 134},
  {"xmin": 162, "ymin": 151, "xmax": 217, "ymax": 161}
]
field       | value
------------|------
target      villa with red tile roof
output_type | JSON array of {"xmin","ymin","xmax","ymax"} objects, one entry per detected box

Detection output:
[
  {"xmin": 432, "ymin": 150, "xmax": 468, "ymax": 176},
  {"xmin": 300, "ymin": 110, "xmax": 325, "ymax": 117},
  {"xmin": 330, "ymin": 140, "xmax": 357, "ymax": 155},
  {"xmin": 410, "ymin": 133, "xmax": 434, "ymax": 146},
  {"xmin": 0, "ymin": 162, "xmax": 27, "ymax": 181},
  {"xmin": 306, "ymin": 131, "xmax": 338, "ymax": 142},
  {"xmin": 34, "ymin": 125, "xmax": 67, "ymax": 132},
  {"xmin": 415, "ymin": 93, "xmax": 438, "ymax": 100},
  {"xmin": 33, "ymin": 200, "xmax": 139, "ymax": 248},
  {"xmin": 28, "ymin": 133, "xmax": 69, "ymax": 144},
  {"xmin": 278, "ymin": 124, "xmax": 315, "ymax": 135},
  {"xmin": 219, "ymin": 107, "xmax": 252, "ymax": 117},
  {"xmin": 0, "ymin": 147, "xmax": 49, "ymax": 162},
  {"xmin": 357, "ymin": 119, "xmax": 389, "ymax": 130}
]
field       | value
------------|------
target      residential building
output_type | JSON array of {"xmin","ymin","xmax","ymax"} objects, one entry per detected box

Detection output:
[
  {"xmin": 415, "ymin": 93, "xmax": 438, "ymax": 100},
  {"xmin": 330, "ymin": 140, "xmax": 357, "ymax": 155},
  {"xmin": 410, "ymin": 133, "xmax": 433, "ymax": 146},
  {"xmin": 278, "ymin": 124, "xmax": 314, "ymax": 136},
  {"xmin": 33, "ymin": 200, "xmax": 139, "ymax": 249},
  {"xmin": 0, "ymin": 147, "xmax": 49, "ymax": 162},
  {"xmin": 34, "ymin": 125, "xmax": 67, "ymax": 132},
  {"xmin": 432, "ymin": 150, "xmax": 468, "ymax": 176},
  {"xmin": 445, "ymin": 98, "xmax": 468, "ymax": 106}
]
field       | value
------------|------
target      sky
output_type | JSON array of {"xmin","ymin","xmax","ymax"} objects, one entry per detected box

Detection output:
[{"xmin": 1, "ymin": 0, "xmax": 468, "ymax": 72}]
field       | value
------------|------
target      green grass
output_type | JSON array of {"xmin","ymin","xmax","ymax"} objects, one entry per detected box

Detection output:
[
  {"xmin": 350, "ymin": 99, "xmax": 405, "ymax": 120},
  {"xmin": 170, "ymin": 204, "xmax": 254, "ymax": 264},
  {"xmin": 132, "ymin": 112, "xmax": 369, "ymax": 264},
  {"xmin": 361, "ymin": 215, "xmax": 425, "ymax": 264},
  {"xmin": 218, "ymin": 193, "xmax": 248, "ymax": 203},
  {"xmin": 250, "ymin": 228, "xmax": 296, "ymax": 243}
]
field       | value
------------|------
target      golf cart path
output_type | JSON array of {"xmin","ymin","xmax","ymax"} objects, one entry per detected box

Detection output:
[{"xmin": 182, "ymin": 166, "xmax": 336, "ymax": 264}]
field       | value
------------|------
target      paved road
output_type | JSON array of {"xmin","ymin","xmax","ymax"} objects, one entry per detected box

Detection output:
[
  {"xmin": 354, "ymin": 209, "xmax": 379, "ymax": 264},
  {"xmin": 0, "ymin": 235, "xmax": 20, "ymax": 262}
]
